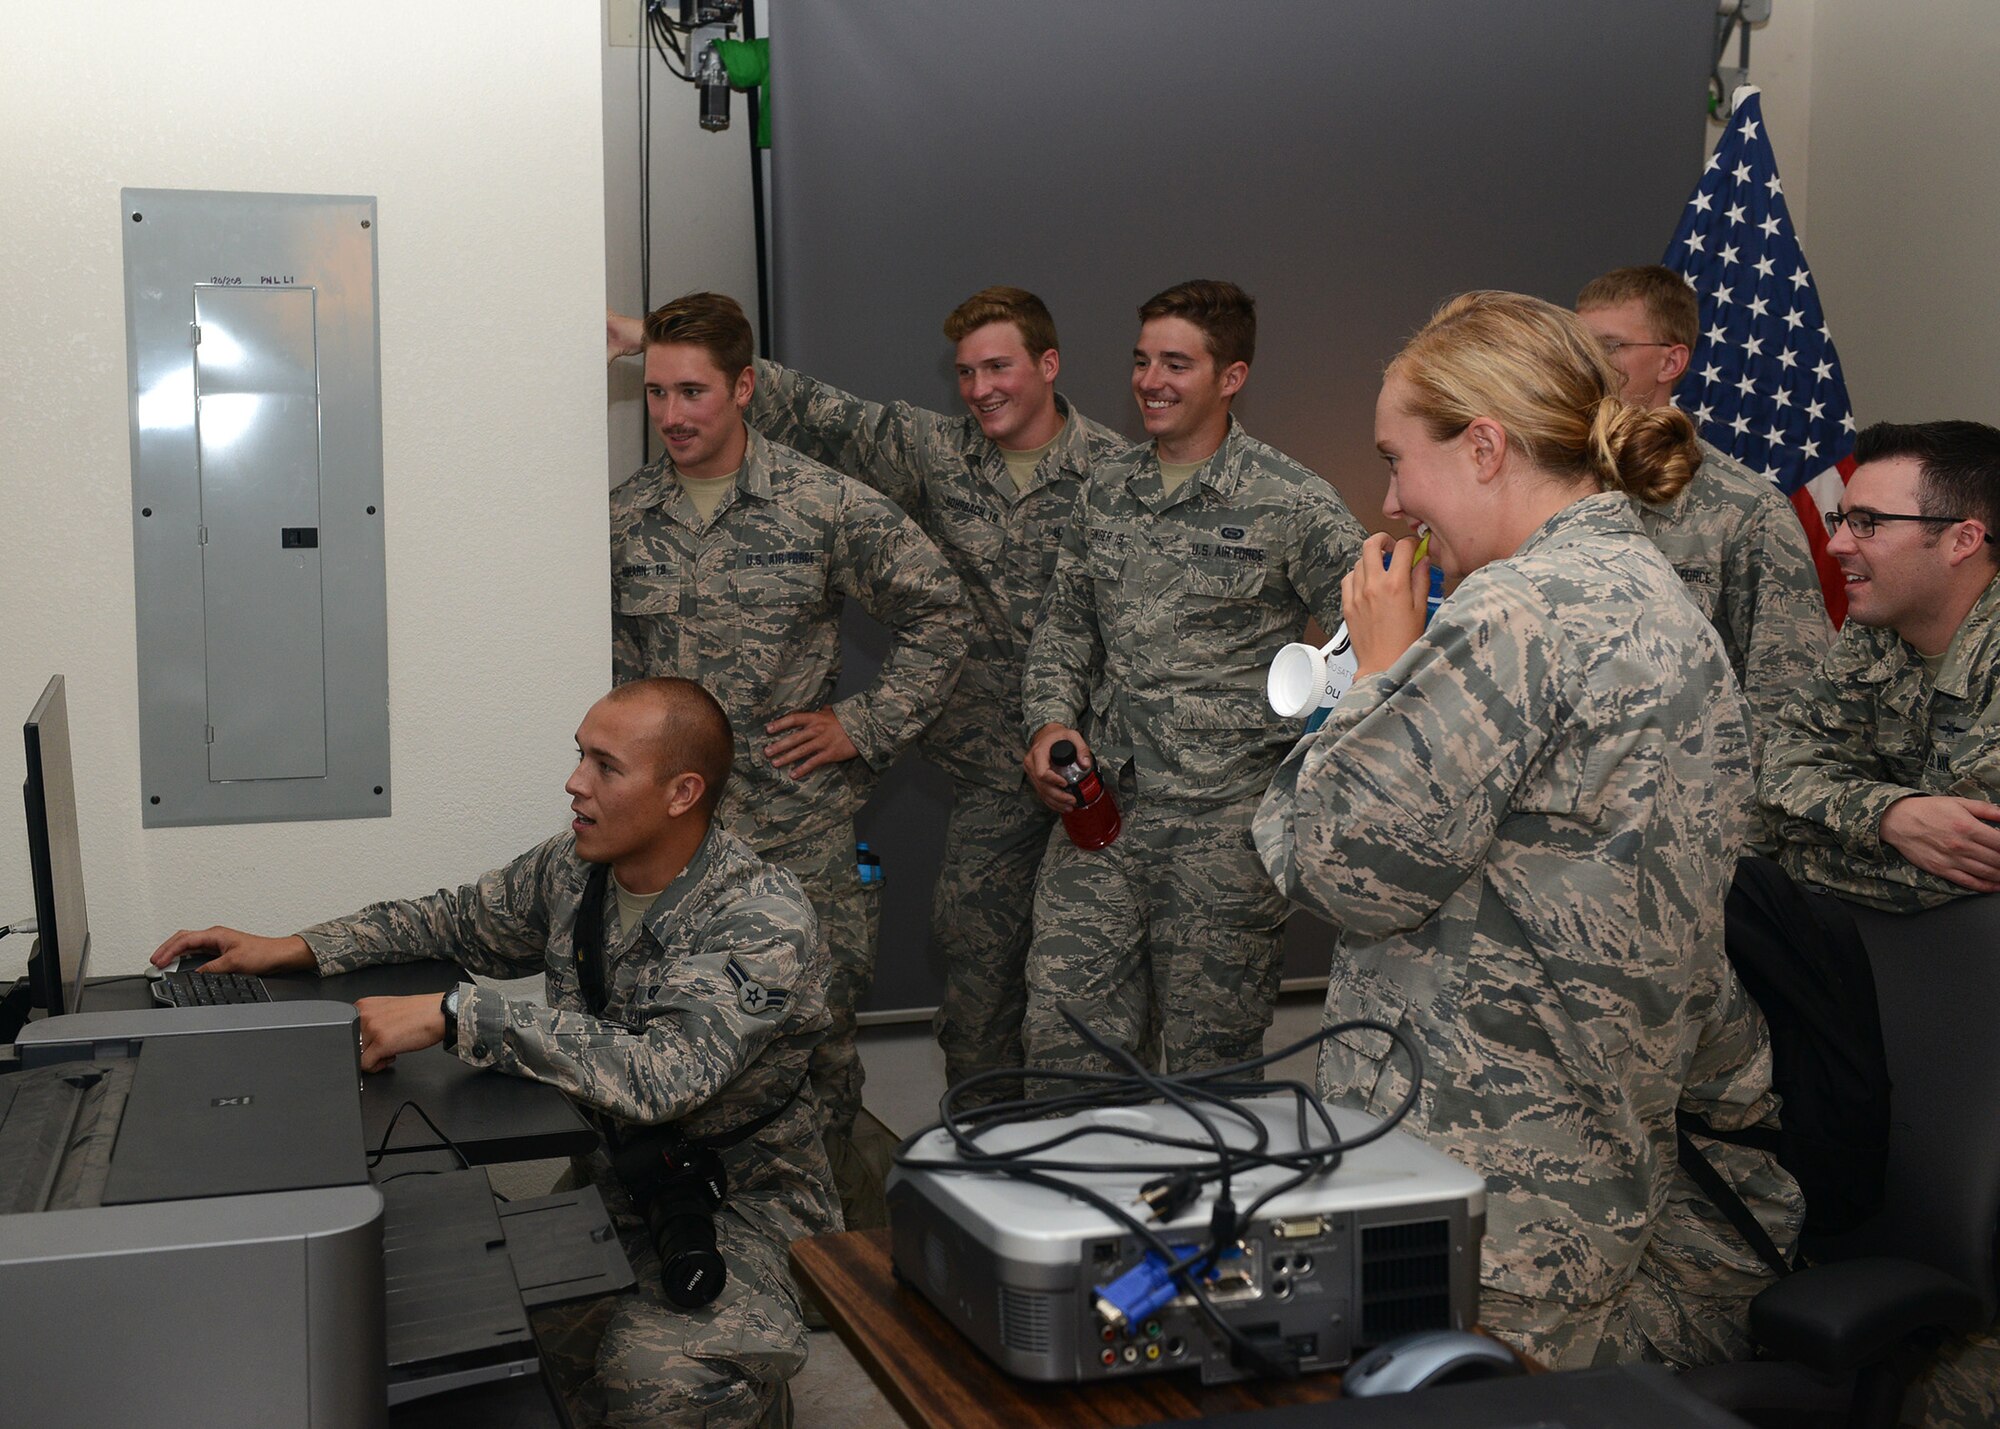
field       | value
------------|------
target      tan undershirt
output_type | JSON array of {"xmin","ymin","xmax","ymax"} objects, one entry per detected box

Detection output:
[
  {"xmin": 1000, "ymin": 423, "xmax": 1064, "ymax": 494},
  {"xmin": 1157, "ymin": 459, "xmax": 1205, "ymax": 497},
  {"xmin": 611, "ymin": 872, "xmax": 662, "ymax": 945},
  {"xmin": 679, "ymin": 467, "xmax": 740, "ymax": 522}
]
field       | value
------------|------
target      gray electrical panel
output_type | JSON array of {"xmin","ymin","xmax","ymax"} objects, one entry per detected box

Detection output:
[{"xmin": 122, "ymin": 188, "xmax": 389, "ymax": 827}]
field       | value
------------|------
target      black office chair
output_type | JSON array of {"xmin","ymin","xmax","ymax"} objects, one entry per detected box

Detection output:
[{"xmin": 1684, "ymin": 894, "xmax": 2000, "ymax": 1428}]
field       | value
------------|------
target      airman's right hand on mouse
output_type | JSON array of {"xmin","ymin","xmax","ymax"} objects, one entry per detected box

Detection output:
[{"xmin": 149, "ymin": 926, "xmax": 316, "ymax": 974}]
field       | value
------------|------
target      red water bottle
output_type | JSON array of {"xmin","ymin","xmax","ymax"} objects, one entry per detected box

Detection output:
[{"xmin": 1050, "ymin": 739, "xmax": 1121, "ymax": 849}]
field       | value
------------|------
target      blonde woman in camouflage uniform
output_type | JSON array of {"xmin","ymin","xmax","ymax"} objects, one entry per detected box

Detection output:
[{"xmin": 1254, "ymin": 291, "xmax": 1802, "ymax": 1369}]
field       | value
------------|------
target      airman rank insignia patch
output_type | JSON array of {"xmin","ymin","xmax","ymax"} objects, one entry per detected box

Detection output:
[{"xmin": 724, "ymin": 957, "xmax": 789, "ymax": 1018}]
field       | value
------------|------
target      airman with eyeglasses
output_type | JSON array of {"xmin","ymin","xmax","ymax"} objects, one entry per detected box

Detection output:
[
  {"xmin": 1748, "ymin": 419, "xmax": 2000, "ymax": 1429},
  {"xmin": 1762, "ymin": 419, "xmax": 2000, "ymax": 907},
  {"xmin": 1575, "ymin": 265, "xmax": 1832, "ymax": 811}
]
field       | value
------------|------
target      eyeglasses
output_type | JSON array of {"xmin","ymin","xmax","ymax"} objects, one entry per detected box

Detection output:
[
  {"xmin": 1599, "ymin": 339, "xmax": 1675, "ymax": 356},
  {"xmin": 1826, "ymin": 508, "xmax": 1995, "ymax": 542}
]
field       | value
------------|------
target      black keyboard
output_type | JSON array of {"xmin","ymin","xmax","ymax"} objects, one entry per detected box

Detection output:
[{"xmin": 151, "ymin": 970, "xmax": 273, "ymax": 1007}]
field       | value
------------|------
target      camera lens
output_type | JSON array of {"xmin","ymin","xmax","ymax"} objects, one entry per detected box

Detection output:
[{"xmin": 652, "ymin": 1206, "xmax": 727, "ymax": 1309}]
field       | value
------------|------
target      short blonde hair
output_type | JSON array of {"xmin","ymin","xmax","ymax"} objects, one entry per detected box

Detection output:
[
  {"xmin": 1576, "ymin": 265, "xmax": 1699, "ymax": 350},
  {"xmin": 1390, "ymin": 290, "xmax": 1700, "ymax": 506},
  {"xmin": 943, "ymin": 286, "xmax": 1058, "ymax": 358}
]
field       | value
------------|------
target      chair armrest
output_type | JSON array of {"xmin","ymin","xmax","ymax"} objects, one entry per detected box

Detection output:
[{"xmin": 1750, "ymin": 1257, "xmax": 1984, "ymax": 1374}]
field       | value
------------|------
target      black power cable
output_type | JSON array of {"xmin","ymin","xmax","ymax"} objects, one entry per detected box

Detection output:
[
  {"xmin": 637, "ymin": 13, "xmax": 653, "ymax": 463},
  {"xmin": 742, "ymin": 0, "xmax": 772, "ymax": 359},
  {"xmin": 894, "ymin": 1008, "xmax": 1424, "ymax": 1379}
]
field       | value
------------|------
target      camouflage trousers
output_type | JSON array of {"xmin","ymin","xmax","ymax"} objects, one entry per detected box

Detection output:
[
  {"xmin": 763, "ymin": 823, "xmax": 882, "ymax": 1229},
  {"xmin": 1023, "ymin": 793, "xmax": 1288, "ymax": 1086},
  {"xmin": 536, "ymin": 1166, "xmax": 806, "ymax": 1428},
  {"xmin": 930, "ymin": 779, "xmax": 1058, "ymax": 1108},
  {"xmin": 1903, "ymin": 1321, "xmax": 2000, "ymax": 1428},
  {"xmin": 1479, "ymin": 1137, "xmax": 1798, "ymax": 1371}
]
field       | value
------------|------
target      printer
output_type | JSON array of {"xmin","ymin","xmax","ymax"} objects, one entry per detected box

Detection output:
[
  {"xmin": 1, "ymin": 1000, "xmax": 634, "ymax": 1428},
  {"xmin": 0, "ymin": 1002, "xmax": 388, "ymax": 1428}
]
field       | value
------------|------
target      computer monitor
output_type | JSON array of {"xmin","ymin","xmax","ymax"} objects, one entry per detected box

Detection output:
[{"xmin": 23, "ymin": 676, "xmax": 89, "ymax": 1016}]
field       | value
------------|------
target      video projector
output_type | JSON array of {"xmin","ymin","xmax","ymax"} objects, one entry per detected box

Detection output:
[{"xmin": 887, "ymin": 1093, "xmax": 1486, "ymax": 1385}]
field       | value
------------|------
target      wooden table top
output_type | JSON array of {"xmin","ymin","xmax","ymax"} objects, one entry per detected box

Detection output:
[{"xmin": 790, "ymin": 1228, "xmax": 1350, "ymax": 1429}]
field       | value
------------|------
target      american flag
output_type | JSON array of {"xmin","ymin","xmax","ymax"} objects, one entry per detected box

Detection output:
[{"xmin": 1664, "ymin": 86, "xmax": 1856, "ymax": 625}]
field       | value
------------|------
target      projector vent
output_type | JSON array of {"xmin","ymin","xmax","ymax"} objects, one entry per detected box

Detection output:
[
  {"xmin": 1359, "ymin": 1218, "xmax": 1453, "ymax": 1343},
  {"xmin": 923, "ymin": 1230, "xmax": 951, "ymax": 1296},
  {"xmin": 997, "ymin": 1285, "xmax": 1054, "ymax": 1354}
]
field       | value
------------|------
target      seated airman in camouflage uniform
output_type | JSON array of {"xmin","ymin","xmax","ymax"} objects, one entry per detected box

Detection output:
[
  {"xmin": 1020, "ymin": 279, "xmax": 1365, "ymax": 1083},
  {"xmin": 1255, "ymin": 292, "xmax": 1801, "ymax": 1370},
  {"xmin": 744, "ymin": 286, "xmax": 1129, "ymax": 1106},
  {"xmin": 1755, "ymin": 420, "xmax": 2000, "ymax": 1428},
  {"xmin": 1577, "ymin": 265, "xmax": 1834, "ymax": 830},
  {"xmin": 613, "ymin": 293, "xmax": 967, "ymax": 1229},
  {"xmin": 150, "ymin": 678, "xmax": 838, "ymax": 1427}
]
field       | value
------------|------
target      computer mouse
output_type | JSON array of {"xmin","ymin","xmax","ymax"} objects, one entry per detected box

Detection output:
[{"xmin": 1341, "ymin": 1328, "xmax": 1524, "ymax": 1397}]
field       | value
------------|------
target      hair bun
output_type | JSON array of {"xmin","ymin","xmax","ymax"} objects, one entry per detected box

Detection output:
[{"xmin": 1591, "ymin": 398, "xmax": 1701, "ymax": 505}]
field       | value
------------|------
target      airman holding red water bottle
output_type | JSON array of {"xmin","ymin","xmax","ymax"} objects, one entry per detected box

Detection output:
[{"xmin": 1020, "ymin": 280, "xmax": 1364, "ymax": 1088}]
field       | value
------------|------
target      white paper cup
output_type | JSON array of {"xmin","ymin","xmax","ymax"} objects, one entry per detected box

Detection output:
[{"xmin": 1268, "ymin": 642, "xmax": 1331, "ymax": 718}]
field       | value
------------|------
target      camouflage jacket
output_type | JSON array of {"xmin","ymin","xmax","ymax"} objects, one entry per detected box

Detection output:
[
  {"xmin": 1761, "ymin": 571, "xmax": 2000, "ymax": 911},
  {"xmin": 611, "ymin": 428, "xmax": 967, "ymax": 848},
  {"xmin": 1634, "ymin": 439, "xmax": 1833, "ymax": 779},
  {"xmin": 750, "ymin": 360, "xmax": 1129, "ymax": 790},
  {"xmin": 1021, "ymin": 417, "xmax": 1365, "ymax": 807},
  {"xmin": 300, "ymin": 824, "xmax": 839, "ymax": 1246},
  {"xmin": 1254, "ymin": 493, "xmax": 1782, "ymax": 1309}
]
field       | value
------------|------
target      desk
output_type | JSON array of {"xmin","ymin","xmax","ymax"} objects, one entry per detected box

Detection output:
[
  {"xmin": 78, "ymin": 961, "xmax": 595, "ymax": 1166},
  {"xmin": 791, "ymin": 1229, "xmax": 1352, "ymax": 1429}
]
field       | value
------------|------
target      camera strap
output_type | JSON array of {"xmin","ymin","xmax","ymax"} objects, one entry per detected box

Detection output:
[
  {"xmin": 574, "ymin": 861, "xmax": 614, "ymax": 1018},
  {"xmin": 572, "ymin": 859, "xmax": 808, "ymax": 1153},
  {"xmin": 688, "ymin": 1071, "xmax": 810, "ymax": 1152}
]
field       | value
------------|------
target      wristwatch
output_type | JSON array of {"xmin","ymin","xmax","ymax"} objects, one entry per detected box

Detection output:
[{"xmin": 440, "ymin": 985, "xmax": 461, "ymax": 1047}]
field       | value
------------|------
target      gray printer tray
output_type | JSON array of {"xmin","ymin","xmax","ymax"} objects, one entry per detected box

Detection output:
[
  {"xmin": 382, "ymin": 1168, "xmax": 632, "ymax": 1406},
  {"xmin": 500, "ymin": 1185, "xmax": 635, "ymax": 1309}
]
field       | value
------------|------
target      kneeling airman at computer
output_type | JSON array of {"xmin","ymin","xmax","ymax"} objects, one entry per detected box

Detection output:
[{"xmin": 151, "ymin": 676, "xmax": 837, "ymax": 1429}]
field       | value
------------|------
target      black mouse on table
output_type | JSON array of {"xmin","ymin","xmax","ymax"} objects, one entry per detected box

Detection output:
[{"xmin": 1341, "ymin": 1328, "xmax": 1525, "ymax": 1397}]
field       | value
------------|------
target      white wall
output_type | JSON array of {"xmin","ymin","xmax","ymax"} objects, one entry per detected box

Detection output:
[
  {"xmin": 1719, "ymin": 1, "xmax": 2000, "ymax": 427},
  {"xmin": 0, "ymin": 3, "xmax": 614, "ymax": 978},
  {"xmin": 1803, "ymin": 0, "xmax": 2000, "ymax": 425},
  {"xmin": 601, "ymin": 5, "xmax": 760, "ymax": 482}
]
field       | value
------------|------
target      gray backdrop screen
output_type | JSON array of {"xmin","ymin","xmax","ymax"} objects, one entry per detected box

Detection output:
[{"xmin": 765, "ymin": 0, "xmax": 1713, "ymax": 1012}]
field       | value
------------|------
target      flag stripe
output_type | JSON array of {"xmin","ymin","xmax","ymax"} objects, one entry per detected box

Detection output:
[{"xmin": 1789, "ymin": 458, "xmax": 1855, "ymax": 627}]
